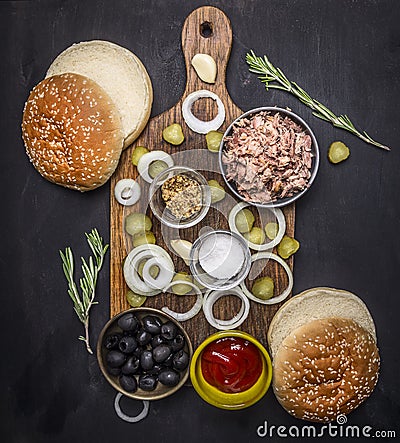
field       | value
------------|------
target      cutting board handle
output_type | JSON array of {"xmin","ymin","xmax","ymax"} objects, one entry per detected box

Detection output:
[{"xmin": 181, "ymin": 6, "xmax": 233, "ymax": 94}]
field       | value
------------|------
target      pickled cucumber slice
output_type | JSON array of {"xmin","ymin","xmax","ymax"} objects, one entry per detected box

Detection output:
[
  {"xmin": 208, "ymin": 179, "xmax": 226, "ymax": 203},
  {"xmin": 244, "ymin": 226, "xmax": 265, "ymax": 245},
  {"xmin": 205, "ymin": 130, "xmax": 223, "ymax": 153},
  {"xmin": 235, "ymin": 208, "xmax": 255, "ymax": 233},
  {"xmin": 125, "ymin": 213, "xmax": 152, "ymax": 236},
  {"xmin": 131, "ymin": 146, "xmax": 149, "ymax": 166},
  {"xmin": 126, "ymin": 290, "xmax": 147, "ymax": 307},
  {"xmin": 132, "ymin": 231, "xmax": 156, "ymax": 248},
  {"xmin": 265, "ymin": 222, "xmax": 279, "ymax": 240},
  {"xmin": 163, "ymin": 123, "xmax": 185, "ymax": 146},
  {"xmin": 277, "ymin": 235, "xmax": 300, "ymax": 259},
  {"xmin": 328, "ymin": 141, "xmax": 350, "ymax": 164},
  {"xmin": 148, "ymin": 160, "xmax": 168, "ymax": 179},
  {"xmin": 171, "ymin": 272, "xmax": 192, "ymax": 295},
  {"xmin": 251, "ymin": 276, "xmax": 274, "ymax": 300}
]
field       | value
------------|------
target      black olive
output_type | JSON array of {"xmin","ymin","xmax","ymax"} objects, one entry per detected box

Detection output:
[
  {"xmin": 106, "ymin": 350, "xmax": 126, "ymax": 368},
  {"xmin": 138, "ymin": 374, "xmax": 158, "ymax": 391},
  {"xmin": 136, "ymin": 329, "xmax": 152, "ymax": 346},
  {"xmin": 153, "ymin": 344, "xmax": 172, "ymax": 363},
  {"xmin": 133, "ymin": 347, "xmax": 144, "ymax": 358},
  {"xmin": 140, "ymin": 350, "xmax": 154, "ymax": 371},
  {"xmin": 151, "ymin": 334, "xmax": 167, "ymax": 348},
  {"xmin": 106, "ymin": 365, "xmax": 121, "ymax": 376},
  {"xmin": 160, "ymin": 321, "xmax": 178, "ymax": 340},
  {"xmin": 142, "ymin": 315, "xmax": 162, "ymax": 335},
  {"xmin": 117, "ymin": 313, "xmax": 139, "ymax": 332},
  {"xmin": 172, "ymin": 349, "xmax": 189, "ymax": 371},
  {"xmin": 163, "ymin": 352, "xmax": 174, "ymax": 367},
  {"xmin": 118, "ymin": 335, "xmax": 138, "ymax": 354},
  {"xmin": 169, "ymin": 334, "xmax": 185, "ymax": 352},
  {"xmin": 121, "ymin": 356, "xmax": 140, "ymax": 375},
  {"xmin": 119, "ymin": 375, "xmax": 137, "ymax": 392},
  {"xmin": 103, "ymin": 333, "xmax": 121, "ymax": 350},
  {"xmin": 146, "ymin": 364, "xmax": 163, "ymax": 376},
  {"xmin": 158, "ymin": 368, "xmax": 180, "ymax": 387}
]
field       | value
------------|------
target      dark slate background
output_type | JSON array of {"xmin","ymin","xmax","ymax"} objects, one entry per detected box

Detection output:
[{"xmin": 1, "ymin": 0, "xmax": 399, "ymax": 442}]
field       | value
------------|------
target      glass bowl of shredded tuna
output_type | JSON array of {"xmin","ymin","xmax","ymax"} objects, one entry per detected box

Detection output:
[{"xmin": 219, "ymin": 107, "xmax": 320, "ymax": 208}]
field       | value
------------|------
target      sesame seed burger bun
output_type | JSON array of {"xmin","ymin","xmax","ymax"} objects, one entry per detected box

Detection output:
[
  {"xmin": 267, "ymin": 287, "xmax": 376, "ymax": 358},
  {"xmin": 22, "ymin": 73, "xmax": 124, "ymax": 191},
  {"xmin": 46, "ymin": 40, "xmax": 153, "ymax": 148},
  {"xmin": 273, "ymin": 317, "xmax": 380, "ymax": 422}
]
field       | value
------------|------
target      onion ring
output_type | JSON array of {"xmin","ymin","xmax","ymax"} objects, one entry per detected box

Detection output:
[
  {"xmin": 137, "ymin": 151, "xmax": 174, "ymax": 183},
  {"xmin": 114, "ymin": 179, "xmax": 141, "ymax": 206},
  {"xmin": 182, "ymin": 90, "xmax": 225, "ymax": 134},
  {"xmin": 228, "ymin": 202, "xmax": 286, "ymax": 251},
  {"xmin": 142, "ymin": 256, "xmax": 174, "ymax": 290},
  {"xmin": 162, "ymin": 280, "xmax": 203, "ymax": 321},
  {"xmin": 202, "ymin": 287, "xmax": 250, "ymax": 330},
  {"xmin": 123, "ymin": 245, "xmax": 175, "ymax": 296},
  {"xmin": 114, "ymin": 393, "xmax": 149, "ymax": 423},
  {"xmin": 240, "ymin": 252, "xmax": 293, "ymax": 305}
]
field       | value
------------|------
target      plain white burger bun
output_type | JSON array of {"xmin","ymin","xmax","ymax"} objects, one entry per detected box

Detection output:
[
  {"xmin": 267, "ymin": 287, "xmax": 376, "ymax": 358},
  {"xmin": 22, "ymin": 73, "xmax": 124, "ymax": 191},
  {"xmin": 46, "ymin": 40, "xmax": 153, "ymax": 148}
]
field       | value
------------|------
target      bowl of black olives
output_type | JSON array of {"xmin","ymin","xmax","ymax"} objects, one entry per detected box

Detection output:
[{"xmin": 97, "ymin": 307, "xmax": 193, "ymax": 400}]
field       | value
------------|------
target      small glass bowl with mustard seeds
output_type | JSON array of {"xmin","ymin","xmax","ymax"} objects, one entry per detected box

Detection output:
[{"xmin": 149, "ymin": 166, "xmax": 211, "ymax": 229}]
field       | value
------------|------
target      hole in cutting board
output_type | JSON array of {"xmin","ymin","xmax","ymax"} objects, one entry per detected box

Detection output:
[
  {"xmin": 200, "ymin": 21, "xmax": 213, "ymax": 38},
  {"xmin": 191, "ymin": 97, "xmax": 218, "ymax": 121}
]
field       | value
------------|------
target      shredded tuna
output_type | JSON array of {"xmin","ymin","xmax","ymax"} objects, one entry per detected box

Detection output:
[{"xmin": 222, "ymin": 111, "xmax": 314, "ymax": 204}]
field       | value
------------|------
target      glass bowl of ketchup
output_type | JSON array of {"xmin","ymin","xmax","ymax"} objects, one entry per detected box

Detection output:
[{"xmin": 190, "ymin": 330, "xmax": 272, "ymax": 410}]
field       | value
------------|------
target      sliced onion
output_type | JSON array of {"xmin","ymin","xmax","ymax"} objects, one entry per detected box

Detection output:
[
  {"xmin": 182, "ymin": 90, "xmax": 225, "ymax": 134},
  {"xmin": 240, "ymin": 252, "xmax": 293, "ymax": 305},
  {"xmin": 142, "ymin": 256, "xmax": 174, "ymax": 290},
  {"xmin": 162, "ymin": 280, "xmax": 203, "ymax": 321},
  {"xmin": 202, "ymin": 287, "xmax": 250, "ymax": 330},
  {"xmin": 114, "ymin": 179, "xmax": 141, "ymax": 206},
  {"xmin": 228, "ymin": 202, "xmax": 286, "ymax": 251},
  {"xmin": 114, "ymin": 393, "xmax": 149, "ymax": 423},
  {"xmin": 137, "ymin": 151, "xmax": 174, "ymax": 183},
  {"xmin": 123, "ymin": 245, "xmax": 175, "ymax": 296}
]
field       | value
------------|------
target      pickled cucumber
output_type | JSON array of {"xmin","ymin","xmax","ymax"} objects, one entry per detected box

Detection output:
[
  {"xmin": 208, "ymin": 179, "xmax": 226, "ymax": 203},
  {"xmin": 148, "ymin": 160, "xmax": 168, "ymax": 179},
  {"xmin": 132, "ymin": 231, "xmax": 156, "ymax": 248},
  {"xmin": 170, "ymin": 272, "xmax": 192, "ymax": 295},
  {"xmin": 125, "ymin": 213, "xmax": 152, "ymax": 236},
  {"xmin": 235, "ymin": 208, "xmax": 255, "ymax": 233},
  {"xmin": 131, "ymin": 146, "xmax": 149, "ymax": 166},
  {"xmin": 328, "ymin": 141, "xmax": 350, "ymax": 164},
  {"xmin": 251, "ymin": 276, "xmax": 274, "ymax": 300},
  {"xmin": 163, "ymin": 123, "xmax": 185, "ymax": 146},
  {"xmin": 205, "ymin": 130, "xmax": 223, "ymax": 153},
  {"xmin": 277, "ymin": 235, "xmax": 300, "ymax": 259},
  {"xmin": 126, "ymin": 290, "xmax": 147, "ymax": 307},
  {"xmin": 244, "ymin": 226, "xmax": 265, "ymax": 245},
  {"xmin": 265, "ymin": 222, "xmax": 279, "ymax": 240},
  {"xmin": 137, "ymin": 259, "xmax": 160, "ymax": 279}
]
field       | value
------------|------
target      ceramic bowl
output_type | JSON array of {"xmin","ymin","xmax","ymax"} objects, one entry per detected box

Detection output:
[
  {"xmin": 97, "ymin": 307, "xmax": 193, "ymax": 400},
  {"xmin": 190, "ymin": 330, "xmax": 272, "ymax": 410},
  {"xmin": 219, "ymin": 107, "xmax": 320, "ymax": 208}
]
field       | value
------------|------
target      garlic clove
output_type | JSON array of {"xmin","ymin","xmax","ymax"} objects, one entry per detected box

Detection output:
[
  {"xmin": 191, "ymin": 53, "xmax": 217, "ymax": 84},
  {"xmin": 170, "ymin": 239, "xmax": 193, "ymax": 265}
]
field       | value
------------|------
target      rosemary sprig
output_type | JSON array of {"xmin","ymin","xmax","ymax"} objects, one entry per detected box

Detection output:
[
  {"xmin": 246, "ymin": 50, "xmax": 390, "ymax": 151},
  {"xmin": 59, "ymin": 228, "xmax": 109, "ymax": 354}
]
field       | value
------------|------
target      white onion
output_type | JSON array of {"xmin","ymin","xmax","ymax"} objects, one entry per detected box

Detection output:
[
  {"xmin": 142, "ymin": 256, "xmax": 174, "ymax": 290},
  {"xmin": 240, "ymin": 252, "xmax": 293, "ymax": 305},
  {"xmin": 114, "ymin": 179, "xmax": 141, "ymax": 206},
  {"xmin": 202, "ymin": 287, "xmax": 250, "ymax": 330},
  {"xmin": 182, "ymin": 90, "xmax": 225, "ymax": 134},
  {"xmin": 162, "ymin": 280, "xmax": 203, "ymax": 321},
  {"xmin": 137, "ymin": 151, "xmax": 174, "ymax": 183},
  {"xmin": 114, "ymin": 393, "xmax": 149, "ymax": 423},
  {"xmin": 123, "ymin": 245, "xmax": 175, "ymax": 296},
  {"xmin": 228, "ymin": 202, "xmax": 286, "ymax": 251}
]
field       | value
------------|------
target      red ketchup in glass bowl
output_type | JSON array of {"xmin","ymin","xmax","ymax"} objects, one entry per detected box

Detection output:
[{"xmin": 200, "ymin": 337, "xmax": 263, "ymax": 393}]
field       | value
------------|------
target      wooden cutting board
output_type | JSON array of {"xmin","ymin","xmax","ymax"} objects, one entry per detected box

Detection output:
[{"xmin": 109, "ymin": 6, "xmax": 295, "ymax": 350}]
